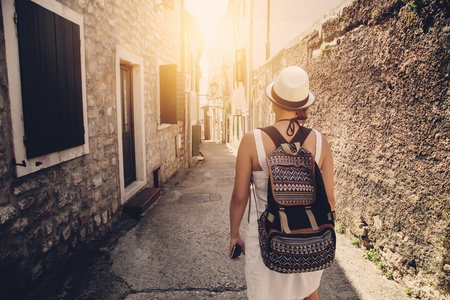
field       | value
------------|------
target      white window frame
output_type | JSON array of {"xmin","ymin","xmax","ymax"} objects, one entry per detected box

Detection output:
[{"xmin": 2, "ymin": 0, "xmax": 89, "ymax": 177}]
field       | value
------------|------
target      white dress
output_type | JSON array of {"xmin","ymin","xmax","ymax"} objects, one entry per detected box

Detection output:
[{"xmin": 245, "ymin": 128, "xmax": 324, "ymax": 300}]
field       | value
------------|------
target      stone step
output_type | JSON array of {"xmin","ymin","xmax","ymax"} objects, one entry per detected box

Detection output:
[{"xmin": 124, "ymin": 188, "xmax": 160, "ymax": 217}]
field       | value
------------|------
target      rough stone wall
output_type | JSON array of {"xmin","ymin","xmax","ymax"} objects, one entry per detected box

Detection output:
[
  {"xmin": 253, "ymin": 0, "xmax": 449, "ymax": 298},
  {"xmin": 0, "ymin": 0, "xmax": 185, "ymax": 297},
  {"xmin": 112, "ymin": 0, "xmax": 185, "ymax": 182}
]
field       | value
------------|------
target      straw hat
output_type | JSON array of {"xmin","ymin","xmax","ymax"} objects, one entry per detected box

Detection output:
[{"xmin": 265, "ymin": 66, "xmax": 315, "ymax": 110}]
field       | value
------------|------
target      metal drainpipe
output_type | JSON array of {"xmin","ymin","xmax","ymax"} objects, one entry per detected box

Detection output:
[{"xmin": 180, "ymin": 0, "xmax": 190, "ymax": 168}]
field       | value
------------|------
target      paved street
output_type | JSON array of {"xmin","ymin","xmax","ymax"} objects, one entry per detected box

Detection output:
[{"xmin": 25, "ymin": 141, "xmax": 409, "ymax": 300}]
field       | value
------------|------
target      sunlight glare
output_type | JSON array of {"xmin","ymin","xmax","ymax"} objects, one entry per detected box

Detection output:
[{"xmin": 184, "ymin": 0, "xmax": 229, "ymax": 45}]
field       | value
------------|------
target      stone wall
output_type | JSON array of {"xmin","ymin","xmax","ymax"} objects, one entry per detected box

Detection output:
[
  {"xmin": 0, "ymin": 0, "xmax": 187, "ymax": 297},
  {"xmin": 253, "ymin": 0, "xmax": 449, "ymax": 298},
  {"xmin": 112, "ymin": 0, "xmax": 187, "ymax": 181}
]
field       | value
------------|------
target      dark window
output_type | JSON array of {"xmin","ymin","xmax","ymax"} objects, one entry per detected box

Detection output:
[
  {"xmin": 159, "ymin": 64, "xmax": 184, "ymax": 124},
  {"xmin": 15, "ymin": 0, "xmax": 84, "ymax": 159}
]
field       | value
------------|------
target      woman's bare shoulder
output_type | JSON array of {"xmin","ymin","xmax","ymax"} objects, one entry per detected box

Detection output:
[
  {"xmin": 319, "ymin": 132, "xmax": 332, "ymax": 152},
  {"xmin": 318, "ymin": 132, "xmax": 333, "ymax": 165},
  {"xmin": 236, "ymin": 131, "xmax": 256, "ymax": 155},
  {"xmin": 240, "ymin": 131, "xmax": 256, "ymax": 145}
]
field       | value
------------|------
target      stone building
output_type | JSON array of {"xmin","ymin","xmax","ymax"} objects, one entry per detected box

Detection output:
[{"xmin": 0, "ymin": 0, "xmax": 203, "ymax": 296}]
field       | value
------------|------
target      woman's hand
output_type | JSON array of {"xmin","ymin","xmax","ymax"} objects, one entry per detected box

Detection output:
[{"xmin": 229, "ymin": 235, "xmax": 245, "ymax": 261}]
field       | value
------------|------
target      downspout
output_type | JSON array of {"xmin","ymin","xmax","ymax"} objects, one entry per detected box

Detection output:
[{"xmin": 180, "ymin": 0, "xmax": 190, "ymax": 168}]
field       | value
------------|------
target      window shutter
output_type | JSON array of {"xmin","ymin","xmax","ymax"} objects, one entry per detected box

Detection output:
[
  {"xmin": 55, "ymin": 13, "xmax": 85, "ymax": 150},
  {"xmin": 159, "ymin": 64, "xmax": 177, "ymax": 124},
  {"xmin": 177, "ymin": 71, "xmax": 185, "ymax": 122},
  {"xmin": 236, "ymin": 48, "xmax": 245, "ymax": 83},
  {"xmin": 15, "ymin": 0, "xmax": 84, "ymax": 159}
]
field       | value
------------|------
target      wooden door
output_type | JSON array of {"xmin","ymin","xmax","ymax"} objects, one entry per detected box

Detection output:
[{"xmin": 121, "ymin": 65, "xmax": 136, "ymax": 186}]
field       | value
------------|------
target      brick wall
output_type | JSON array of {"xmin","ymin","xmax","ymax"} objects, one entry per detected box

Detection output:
[{"xmin": 253, "ymin": 0, "xmax": 449, "ymax": 298}]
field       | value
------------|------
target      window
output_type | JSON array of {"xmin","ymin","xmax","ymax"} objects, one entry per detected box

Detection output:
[
  {"xmin": 236, "ymin": 48, "xmax": 245, "ymax": 83},
  {"xmin": 2, "ymin": 0, "xmax": 88, "ymax": 177},
  {"xmin": 16, "ymin": 0, "xmax": 84, "ymax": 158},
  {"xmin": 159, "ymin": 64, "xmax": 184, "ymax": 124}
]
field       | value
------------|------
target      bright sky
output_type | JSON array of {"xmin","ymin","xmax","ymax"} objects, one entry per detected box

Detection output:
[
  {"xmin": 184, "ymin": 0, "xmax": 229, "ymax": 45},
  {"xmin": 184, "ymin": 0, "xmax": 346, "ymax": 95},
  {"xmin": 184, "ymin": 0, "xmax": 229, "ymax": 95}
]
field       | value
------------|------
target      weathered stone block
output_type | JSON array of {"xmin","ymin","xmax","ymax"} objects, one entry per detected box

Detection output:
[
  {"xmin": 54, "ymin": 211, "xmax": 70, "ymax": 227},
  {"xmin": 94, "ymin": 192, "xmax": 100, "ymax": 202},
  {"xmin": 79, "ymin": 213, "xmax": 88, "ymax": 226},
  {"xmin": 79, "ymin": 227, "xmax": 87, "ymax": 242},
  {"xmin": 101, "ymin": 160, "xmax": 109, "ymax": 169},
  {"xmin": 43, "ymin": 203, "xmax": 55, "ymax": 216},
  {"xmin": 111, "ymin": 199, "xmax": 119, "ymax": 214},
  {"xmin": 443, "ymin": 264, "xmax": 450, "ymax": 272},
  {"xmin": 0, "ymin": 204, "xmax": 15, "ymax": 224},
  {"xmin": 93, "ymin": 214, "xmax": 101, "ymax": 228},
  {"xmin": 13, "ymin": 181, "xmax": 39, "ymax": 196},
  {"xmin": 62, "ymin": 226, "xmax": 71, "ymax": 241},
  {"xmin": 101, "ymin": 210, "xmax": 108, "ymax": 224},
  {"xmin": 18, "ymin": 197, "xmax": 35, "ymax": 210},
  {"xmin": 72, "ymin": 172, "xmax": 82, "ymax": 185},
  {"xmin": 11, "ymin": 218, "xmax": 28, "ymax": 234},
  {"xmin": 43, "ymin": 220, "xmax": 53, "ymax": 236},
  {"xmin": 93, "ymin": 177, "xmax": 102, "ymax": 188},
  {"xmin": 30, "ymin": 261, "xmax": 43, "ymax": 281},
  {"xmin": 41, "ymin": 238, "xmax": 54, "ymax": 254},
  {"xmin": 98, "ymin": 201, "xmax": 109, "ymax": 211}
]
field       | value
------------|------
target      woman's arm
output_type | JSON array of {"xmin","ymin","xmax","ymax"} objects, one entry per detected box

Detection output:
[
  {"xmin": 319, "ymin": 136, "xmax": 335, "ymax": 211},
  {"xmin": 229, "ymin": 132, "xmax": 254, "ymax": 260}
]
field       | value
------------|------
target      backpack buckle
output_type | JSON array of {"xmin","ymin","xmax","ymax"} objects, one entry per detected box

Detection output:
[{"xmin": 327, "ymin": 211, "xmax": 336, "ymax": 221}]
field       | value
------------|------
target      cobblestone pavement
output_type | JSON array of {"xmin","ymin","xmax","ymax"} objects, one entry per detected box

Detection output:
[{"xmin": 25, "ymin": 141, "xmax": 410, "ymax": 300}]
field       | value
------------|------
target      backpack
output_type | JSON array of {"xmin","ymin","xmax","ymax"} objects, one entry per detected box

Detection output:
[{"xmin": 256, "ymin": 126, "xmax": 336, "ymax": 274}]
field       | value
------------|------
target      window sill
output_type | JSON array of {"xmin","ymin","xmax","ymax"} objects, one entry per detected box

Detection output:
[
  {"xmin": 14, "ymin": 144, "xmax": 89, "ymax": 177},
  {"xmin": 157, "ymin": 123, "xmax": 172, "ymax": 131}
]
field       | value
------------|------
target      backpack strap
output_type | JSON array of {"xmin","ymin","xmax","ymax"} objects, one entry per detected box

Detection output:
[
  {"xmin": 260, "ymin": 126, "xmax": 286, "ymax": 148},
  {"xmin": 260, "ymin": 126, "xmax": 311, "ymax": 148},
  {"xmin": 313, "ymin": 130, "xmax": 322, "ymax": 165},
  {"xmin": 293, "ymin": 126, "xmax": 312, "ymax": 145}
]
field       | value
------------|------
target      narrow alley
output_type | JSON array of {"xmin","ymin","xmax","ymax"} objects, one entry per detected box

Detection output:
[{"xmin": 25, "ymin": 141, "xmax": 410, "ymax": 300}]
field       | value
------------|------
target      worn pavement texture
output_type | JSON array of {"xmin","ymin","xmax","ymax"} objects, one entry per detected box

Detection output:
[{"xmin": 25, "ymin": 141, "xmax": 410, "ymax": 300}]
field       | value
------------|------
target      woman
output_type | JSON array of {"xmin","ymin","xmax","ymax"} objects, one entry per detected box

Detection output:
[{"xmin": 229, "ymin": 66, "xmax": 335, "ymax": 300}]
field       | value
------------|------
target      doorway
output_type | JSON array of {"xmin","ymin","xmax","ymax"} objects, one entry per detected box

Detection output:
[
  {"xmin": 116, "ymin": 49, "xmax": 146, "ymax": 205},
  {"xmin": 120, "ymin": 64, "xmax": 136, "ymax": 187}
]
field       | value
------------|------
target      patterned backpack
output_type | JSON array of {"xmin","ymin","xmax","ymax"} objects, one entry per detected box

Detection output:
[{"xmin": 257, "ymin": 126, "xmax": 336, "ymax": 273}]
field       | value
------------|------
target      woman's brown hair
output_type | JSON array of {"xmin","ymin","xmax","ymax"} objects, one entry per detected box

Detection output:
[{"xmin": 296, "ymin": 108, "xmax": 308, "ymax": 120}]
